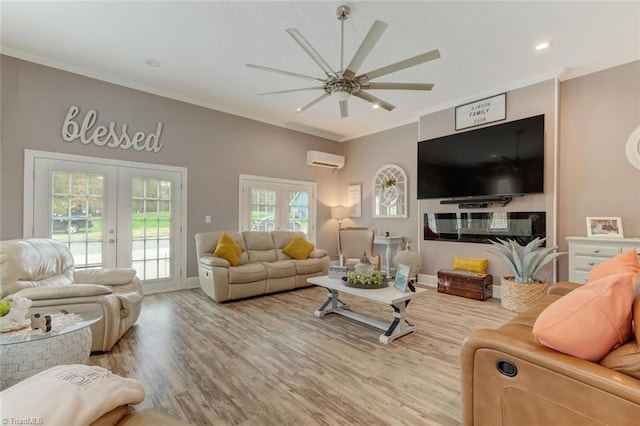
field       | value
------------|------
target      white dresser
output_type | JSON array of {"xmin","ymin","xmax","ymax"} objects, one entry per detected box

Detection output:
[{"xmin": 566, "ymin": 236, "xmax": 640, "ymax": 283}]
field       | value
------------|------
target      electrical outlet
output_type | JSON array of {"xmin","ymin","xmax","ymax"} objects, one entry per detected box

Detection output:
[{"xmin": 205, "ymin": 215, "xmax": 211, "ymax": 224}]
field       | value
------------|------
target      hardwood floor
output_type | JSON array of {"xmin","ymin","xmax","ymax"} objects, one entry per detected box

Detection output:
[{"xmin": 89, "ymin": 285, "xmax": 514, "ymax": 425}]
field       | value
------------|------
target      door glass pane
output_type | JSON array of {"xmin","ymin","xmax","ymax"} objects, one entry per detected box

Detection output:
[
  {"xmin": 131, "ymin": 178, "xmax": 171, "ymax": 281},
  {"xmin": 288, "ymin": 191, "xmax": 309, "ymax": 234},
  {"xmin": 50, "ymin": 170, "xmax": 104, "ymax": 269},
  {"xmin": 250, "ymin": 188, "xmax": 276, "ymax": 231}
]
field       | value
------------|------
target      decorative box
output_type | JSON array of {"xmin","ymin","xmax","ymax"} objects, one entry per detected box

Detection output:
[
  {"xmin": 328, "ymin": 266, "xmax": 349, "ymax": 280},
  {"xmin": 437, "ymin": 269, "xmax": 493, "ymax": 301}
]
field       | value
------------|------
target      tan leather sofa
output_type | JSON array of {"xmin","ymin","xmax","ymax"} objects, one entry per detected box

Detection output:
[
  {"xmin": 195, "ymin": 230, "xmax": 330, "ymax": 302},
  {"xmin": 461, "ymin": 282, "xmax": 640, "ymax": 425},
  {"xmin": 0, "ymin": 238, "xmax": 143, "ymax": 352}
]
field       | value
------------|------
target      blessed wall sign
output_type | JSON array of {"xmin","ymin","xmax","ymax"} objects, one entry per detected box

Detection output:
[
  {"xmin": 455, "ymin": 93, "xmax": 506, "ymax": 130},
  {"xmin": 61, "ymin": 105, "xmax": 163, "ymax": 152}
]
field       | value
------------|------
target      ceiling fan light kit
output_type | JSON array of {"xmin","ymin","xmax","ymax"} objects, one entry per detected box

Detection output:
[{"xmin": 247, "ymin": 5, "xmax": 440, "ymax": 118}]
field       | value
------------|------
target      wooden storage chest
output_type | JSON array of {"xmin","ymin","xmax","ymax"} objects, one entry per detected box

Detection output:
[{"xmin": 437, "ymin": 269, "xmax": 493, "ymax": 301}]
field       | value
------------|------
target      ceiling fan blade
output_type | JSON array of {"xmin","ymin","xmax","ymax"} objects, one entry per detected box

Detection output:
[
  {"xmin": 297, "ymin": 93, "xmax": 331, "ymax": 113},
  {"xmin": 359, "ymin": 49, "xmax": 441, "ymax": 82},
  {"xmin": 286, "ymin": 29, "xmax": 339, "ymax": 79},
  {"xmin": 339, "ymin": 100, "xmax": 349, "ymax": 118},
  {"xmin": 246, "ymin": 64, "xmax": 326, "ymax": 83},
  {"xmin": 362, "ymin": 82, "xmax": 434, "ymax": 91},
  {"xmin": 259, "ymin": 87, "xmax": 324, "ymax": 96},
  {"xmin": 343, "ymin": 20, "xmax": 387, "ymax": 79},
  {"xmin": 352, "ymin": 91, "xmax": 395, "ymax": 111}
]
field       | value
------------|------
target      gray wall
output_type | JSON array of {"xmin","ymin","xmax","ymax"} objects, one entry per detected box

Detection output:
[
  {"xmin": 417, "ymin": 80, "xmax": 557, "ymax": 282},
  {"xmin": 339, "ymin": 61, "xmax": 640, "ymax": 283},
  {"xmin": 3, "ymin": 55, "xmax": 639, "ymax": 283},
  {"xmin": 0, "ymin": 56, "xmax": 344, "ymax": 277},
  {"xmin": 338, "ymin": 122, "xmax": 420, "ymax": 244},
  {"xmin": 338, "ymin": 80, "xmax": 557, "ymax": 283},
  {"xmin": 557, "ymin": 61, "xmax": 640, "ymax": 279}
]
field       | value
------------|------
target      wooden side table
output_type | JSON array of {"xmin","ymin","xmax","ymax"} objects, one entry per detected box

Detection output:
[{"xmin": 0, "ymin": 311, "xmax": 102, "ymax": 390}]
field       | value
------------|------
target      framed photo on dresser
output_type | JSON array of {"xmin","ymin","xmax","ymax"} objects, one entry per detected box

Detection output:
[{"xmin": 586, "ymin": 217, "xmax": 624, "ymax": 238}]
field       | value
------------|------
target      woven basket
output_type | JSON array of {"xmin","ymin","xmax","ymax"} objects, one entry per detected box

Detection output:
[{"xmin": 501, "ymin": 277, "xmax": 548, "ymax": 313}]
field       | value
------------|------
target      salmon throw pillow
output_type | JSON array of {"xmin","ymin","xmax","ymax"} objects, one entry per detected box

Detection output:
[
  {"xmin": 532, "ymin": 273, "xmax": 635, "ymax": 362},
  {"xmin": 588, "ymin": 248, "xmax": 640, "ymax": 283}
]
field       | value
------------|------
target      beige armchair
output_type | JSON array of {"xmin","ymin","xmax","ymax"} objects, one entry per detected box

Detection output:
[
  {"xmin": 0, "ymin": 238, "xmax": 143, "ymax": 352},
  {"xmin": 337, "ymin": 227, "xmax": 381, "ymax": 270}
]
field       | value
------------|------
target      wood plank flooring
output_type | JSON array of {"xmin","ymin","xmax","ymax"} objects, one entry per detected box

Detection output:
[{"xmin": 88, "ymin": 285, "xmax": 514, "ymax": 425}]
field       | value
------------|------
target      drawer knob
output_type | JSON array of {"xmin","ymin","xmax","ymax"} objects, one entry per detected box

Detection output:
[
  {"xmin": 588, "ymin": 261, "xmax": 595, "ymax": 266},
  {"xmin": 593, "ymin": 249, "xmax": 600, "ymax": 253}
]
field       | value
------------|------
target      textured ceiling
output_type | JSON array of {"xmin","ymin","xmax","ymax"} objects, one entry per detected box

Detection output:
[{"xmin": 2, "ymin": 1, "xmax": 639, "ymax": 141}]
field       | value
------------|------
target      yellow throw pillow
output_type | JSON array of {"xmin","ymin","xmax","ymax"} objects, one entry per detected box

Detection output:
[
  {"xmin": 283, "ymin": 235, "xmax": 315, "ymax": 260},
  {"xmin": 214, "ymin": 233, "xmax": 242, "ymax": 266},
  {"xmin": 452, "ymin": 255, "xmax": 488, "ymax": 274}
]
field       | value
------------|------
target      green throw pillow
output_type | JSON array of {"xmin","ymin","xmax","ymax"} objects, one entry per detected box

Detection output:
[
  {"xmin": 283, "ymin": 236, "xmax": 315, "ymax": 260},
  {"xmin": 214, "ymin": 233, "xmax": 242, "ymax": 266}
]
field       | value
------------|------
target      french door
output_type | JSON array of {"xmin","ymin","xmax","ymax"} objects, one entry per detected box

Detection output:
[
  {"xmin": 239, "ymin": 175, "xmax": 316, "ymax": 242},
  {"xmin": 25, "ymin": 150, "xmax": 186, "ymax": 294}
]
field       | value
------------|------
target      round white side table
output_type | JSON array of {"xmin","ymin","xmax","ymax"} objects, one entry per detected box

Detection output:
[{"xmin": 0, "ymin": 311, "xmax": 102, "ymax": 390}]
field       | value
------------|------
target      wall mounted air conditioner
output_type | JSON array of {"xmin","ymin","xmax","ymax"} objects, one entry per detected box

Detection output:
[{"xmin": 306, "ymin": 151, "xmax": 345, "ymax": 169}]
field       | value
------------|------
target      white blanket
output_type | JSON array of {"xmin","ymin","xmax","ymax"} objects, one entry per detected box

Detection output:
[{"xmin": 1, "ymin": 364, "xmax": 145, "ymax": 426}]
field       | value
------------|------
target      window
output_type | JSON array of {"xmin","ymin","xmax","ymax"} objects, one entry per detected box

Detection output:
[{"xmin": 239, "ymin": 175, "xmax": 316, "ymax": 242}]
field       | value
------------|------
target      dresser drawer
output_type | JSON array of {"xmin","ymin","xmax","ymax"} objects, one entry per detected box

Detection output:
[
  {"xmin": 572, "ymin": 244, "xmax": 621, "ymax": 258},
  {"xmin": 567, "ymin": 237, "xmax": 640, "ymax": 284},
  {"xmin": 574, "ymin": 255, "xmax": 611, "ymax": 271},
  {"xmin": 572, "ymin": 270, "xmax": 589, "ymax": 284}
]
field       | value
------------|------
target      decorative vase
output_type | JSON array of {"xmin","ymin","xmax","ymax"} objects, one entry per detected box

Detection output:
[
  {"xmin": 355, "ymin": 252, "xmax": 374, "ymax": 276},
  {"xmin": 500, "ymin": 277, "xmax": 548, "ymax": 313}
]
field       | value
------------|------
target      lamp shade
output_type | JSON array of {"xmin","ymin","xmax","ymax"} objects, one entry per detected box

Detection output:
[{"xmin": 331, "ymin": 206, "xmax": 350, "ymax": 220}]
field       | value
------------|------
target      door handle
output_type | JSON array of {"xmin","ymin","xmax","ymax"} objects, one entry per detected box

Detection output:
[{"xmin": 109, "ymin": 238, "xmax": 115, "ymax": 244}]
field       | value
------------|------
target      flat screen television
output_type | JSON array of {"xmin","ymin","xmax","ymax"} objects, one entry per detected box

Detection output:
[{"xmin": 417, "ymin": 114, "xmax": 545, "ymax": 200}]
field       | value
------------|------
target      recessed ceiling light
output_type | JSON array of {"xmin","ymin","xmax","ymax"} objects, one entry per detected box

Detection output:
[
  {"xmin": 296, "ymin": 107, "xmax": 302, "ymax": 113},
  {"xmin": 535, "ymin": 41, "xmax": 552, "ymax": 51},
  {"xmin": 144, "ymin": 58, "xmax": 161, "ymax": 67},
  {"xmin": 372, "ymin": 104, "xmax": 380, "ymax": 109}
]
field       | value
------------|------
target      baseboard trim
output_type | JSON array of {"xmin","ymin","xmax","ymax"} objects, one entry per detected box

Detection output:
[
  {"xmin": 183, "ymin": 274, "xmax": 503, "ymax": 298},
  {"xmin": 184, "ymin": 276, "xmax": 200, "ymax": 289}
]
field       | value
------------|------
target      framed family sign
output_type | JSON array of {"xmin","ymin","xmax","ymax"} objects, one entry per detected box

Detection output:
[{"xmin": 455, "ymin": 93, "xmax": 506, "ymax": 130}]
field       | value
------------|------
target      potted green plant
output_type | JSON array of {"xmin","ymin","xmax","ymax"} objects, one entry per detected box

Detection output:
[{"xmin": 486, "ymin": 237, "xmax": 566, "ymax": 312}]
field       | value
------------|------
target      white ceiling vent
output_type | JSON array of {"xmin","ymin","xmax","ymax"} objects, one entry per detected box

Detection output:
[{"xmin": 306, "ymin": 151, "xmax": 345, "ymax": 169}]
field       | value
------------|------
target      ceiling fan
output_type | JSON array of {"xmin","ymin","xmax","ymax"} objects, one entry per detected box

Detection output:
[{"xmin": 246, "ymin": 5, "xmax": 440, "ymax": 118}]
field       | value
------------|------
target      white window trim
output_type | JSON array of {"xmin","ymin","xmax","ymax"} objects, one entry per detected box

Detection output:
[
  {"xmin": 23, "ymin": 149, "xmax": 188, "ymax": 289},
  {"xmin": 238, "ymin": 174, "xmax": 317, "ymax": 243}
]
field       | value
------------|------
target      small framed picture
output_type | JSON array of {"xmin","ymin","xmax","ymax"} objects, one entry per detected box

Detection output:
[
  {"xmin": 394, "ymin": 264, "xmax": 411, "ymax": 292},
  {"xmin": 586, "ymin": 217, "xmax": 624, "ymax": 238}
]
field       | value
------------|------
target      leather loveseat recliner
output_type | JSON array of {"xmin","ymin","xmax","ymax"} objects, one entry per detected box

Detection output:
[
  {"xmin": 0, "ymin": 238, "xmax": 144, "ymax": 352},
  {"xmin": 461, "ymin": 282, "xmax": 640, "ymax": 425},
  {"xmin": 195, "ymin": 230, "xmax": 330, "ymax": 302}
]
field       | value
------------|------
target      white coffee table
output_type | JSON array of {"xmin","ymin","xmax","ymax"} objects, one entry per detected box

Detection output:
[
  {"xmin": 307, "ymin": 275, "xmax": 427, "ymax": 344},
  {"xmin": 0, "ymin": 311, "xmax": 102, "ymax": 389}
]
